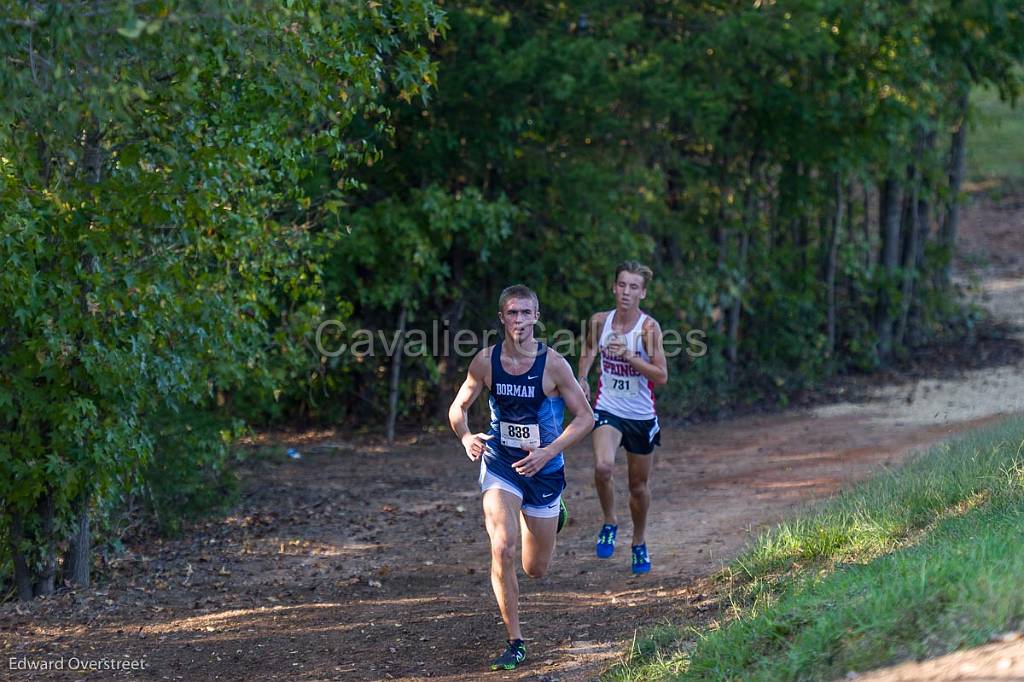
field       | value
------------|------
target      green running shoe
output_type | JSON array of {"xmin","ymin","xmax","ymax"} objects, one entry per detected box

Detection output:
[
  {"xmin": 489, "ymin": 639, "xmax": 526, "ymax": 671},
  {"xmin": 557, "ymin": 498, "xmax": 568, "ymax": 534}
]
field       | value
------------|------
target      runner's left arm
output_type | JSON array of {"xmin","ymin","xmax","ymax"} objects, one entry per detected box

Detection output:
[
  {"xmin": 512, "ymin": 354, "xmax": 595, "ymax": 477},
  {"xmin": 624, "ymin": 318, "xmax": 668, "ymax": 385}
]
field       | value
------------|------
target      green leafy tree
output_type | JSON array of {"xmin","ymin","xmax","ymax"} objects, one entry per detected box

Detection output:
[
  {"xmin": 0, "ymin": 0, "xmax": 443, "ymax": 599},
  {"xmin": 307, "ymin": 0, "xmax": 1023, "ymax": 424}
]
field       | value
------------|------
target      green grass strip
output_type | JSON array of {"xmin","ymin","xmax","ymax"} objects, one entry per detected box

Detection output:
[{"xmin": 605, "ymin": 416, "xmax": 1024, "ymax": 681}]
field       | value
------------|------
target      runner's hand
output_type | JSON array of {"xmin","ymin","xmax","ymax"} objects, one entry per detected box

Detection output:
[
  {"xmin": 578, "ymin": 377, "xmax": 591, "ymax": 402},
  {"xmin": 461, "ymin": 432, "xmax": 493, "ymax": 461},
  {"xmin": 605, "ymin": 339, "xmax": 626, "ymax": 358},
  {"xmin": 513, "ymin": 446, "xmax": 553, "ymax": 477}
]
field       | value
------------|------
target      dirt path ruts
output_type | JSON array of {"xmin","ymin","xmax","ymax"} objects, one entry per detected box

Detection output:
[{"xmin": 1, "ymin": 410, "xmax": 1016, "ymax": 682}]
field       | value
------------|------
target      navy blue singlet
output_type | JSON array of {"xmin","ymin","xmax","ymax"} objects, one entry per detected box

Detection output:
[{"xmin": 484, "ymin": 341, "xmax": 565, "ymax": 477}]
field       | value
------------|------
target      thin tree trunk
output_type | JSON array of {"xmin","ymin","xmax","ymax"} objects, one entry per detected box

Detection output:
[
  {"xmin": 435, "ymin": 299, "xmax": 465, "ymax": 418},
  {"xmin": 826, "ymin": 175, "xmax": 845, "ymax": 357},
  {"xmin": 726, "ymin": 232, "xmax": 749, "ymax": 366},
  {"xmin": 793, "ymin": 215, "xmax": 808, "ymax": 270},
  {"xmin": 901, "ymin": 128, "xmax": 936, "ymax": 346},
  {"xmin": 845, "ymin": 180, "xmax": 854, "ymax": 238},
  {"xmin": 61, "ymin": 491, "xmax": 91, "ymax": 588},
  {"xmin": 862, "ymin": 180, "xmax": 872, "ymax": 269},
  {"xmin": 9, "ymin": 513, "xmax": 34, "ymax": 601},
  {"xmin": 917, "ymin": 193, "xmax": 932, "ymax": 270},
  {"xmin": 940, "ymin": 91, "xmax": 969, "ymax": 287},
  {"xmin": 714, "ymin": 226, "xmax": 727, "ymax": 337},
  {"xmin": 896, "ymin": 168, "xmax": 921, "ymax": 348},
  {"xmin": 768, "ymin": 180, "xmax": 779, "ymax": 251},
  {"xmin": 34, "ymin": 490, "xmax": 56, "ymax": 597},
  {"xmin": 795, "ymin": 161, "xmax": 807, "ymax": 271},
  {"xmin": 877, "ymin": 176, "xmax": 903, "ymax": 361},
  {"xmin": 386, "ymin": 304, "xmax": 408, "ymax": 445},
  {"xmin": 60, "ymin": 127, "xmax": 103, "ymax": 589}
]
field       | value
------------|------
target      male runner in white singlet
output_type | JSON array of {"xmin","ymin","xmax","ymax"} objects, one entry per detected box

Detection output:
[
  {"xmin": 577, "ymin": 262, "xmax": 668, "ymax": 573},
  {"xmin": 449, "ymin": 284, "xmax": 593, "ymax": 671}
]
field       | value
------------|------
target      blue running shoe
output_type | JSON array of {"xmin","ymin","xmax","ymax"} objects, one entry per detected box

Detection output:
[
  {"xmin": 631, "ymin": 543, "xmax": 651, "ymax": 574},
  {"xmin": 596, "ymin": 523, "xmax": 617, "ymax": 559}
]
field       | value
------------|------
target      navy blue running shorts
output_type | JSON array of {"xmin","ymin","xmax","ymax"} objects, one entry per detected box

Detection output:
[
  {"xmin": 478, "ymin": 455, "xmax": 566, "ymax": 518},
  {"xmin": 594, "ymin": 409, "xmax": 661, "ymax": 455}
]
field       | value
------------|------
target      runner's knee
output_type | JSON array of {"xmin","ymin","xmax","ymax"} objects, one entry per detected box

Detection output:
[
  {"xmin": 490, "ymin": 538, "xmax": 516, "ymax": 567},
  {"xmin": 522, "ymin": 556, "xmax": 549, "ymax": 578},
  {"xmin": 629, "ymin": 479, "xmax": 649, "ymax": 497},
  {"xmin": 594, "ymin": 462, "xmax": 614, "ymax": 481}
]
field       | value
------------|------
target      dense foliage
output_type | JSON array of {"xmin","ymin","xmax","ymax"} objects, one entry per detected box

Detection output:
[
  {"xmin": 297, "ymin": 0, "xmax": 1023, "ymax": 429},
  {"xmin": 0, "ymin": 0, "xmax": 443, "ymax": 598}
]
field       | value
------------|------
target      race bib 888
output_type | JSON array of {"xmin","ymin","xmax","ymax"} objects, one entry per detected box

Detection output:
[{"xmin": 499, "ymin": 421, "xmax": 540, "ymax": 450}]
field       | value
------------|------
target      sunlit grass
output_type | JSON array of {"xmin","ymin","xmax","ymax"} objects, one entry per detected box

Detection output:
[{"xmin": 606, "ymin": 417, "xmax": 1024, "ymax": 681}]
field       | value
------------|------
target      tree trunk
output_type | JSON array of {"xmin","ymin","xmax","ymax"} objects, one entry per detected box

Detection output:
[
  {"xmin": 726, "ymin": 231, "xmax": 749, "ymax": 366},
  {"xmin": 61, "ymin": 490, "xmax": 91, "ymax": 589},
  {"xmin": 825, "ymin": 175, "xmax": 845, "ymax": 357},
  {"xmin": 795, "ymin": 161, "xmax": 808, "ymax": 271},
  {"xmin": 793, "ymin": 215, "xmax": 808, "ymax": 270},
  {"xmin": 895, "ymin": 169, "xmax": 920, "ymax": 348},
  {"xmin": 845, "ymin": 180, "xmax": 855, "ymax": 239},
  {"xmin": 385, "ymin": 304, "xmax": 408, "ymax": 444},
  {"xmin": 918, "ymin": 129, "xmax": 938, "ymax": 265},
  {"xmin": 768, "ymin": 179, "xmax": 779, "ymax": 251},
  {"xmin": 60, "ymin": 126, "xmax": 103, "ymax": 588},
  {"xmin": 876, "ymin": 176, "xmax": 903, "ymax": 361},
  {"xmin": 714, "ymin": 226, "xmax": 727, "ymax": 337},
  {"xmin": 34, "ymin": 490, "xmax": 56, "ymax": 597},
  {"xmin": 862, "ymin": 180, "xmax": 872, "ymax": 269},
  {"xmin": 940, "ymin": 91, "xmax": 969, "ymax": 287},
  {"xmin": 9, "ymin": 512, "xmax": 34, "ymax": 601},
  {"xmin": 917, "ymin": 193, "xmax": 932, "ymax": 270},
  {"xmin": 434, "ymin": 298, "xmax": 465, "ymax": 418},
  {"xmin": 725, "ymin": 155, "xmax": 761, "ymax": 372}
]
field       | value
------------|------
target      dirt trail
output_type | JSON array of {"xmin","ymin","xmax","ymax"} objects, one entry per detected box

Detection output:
[
  {"xmin": 850, "ymin": 635, "xmax": 1024, "ymax": 681},
  {"xmin": 2, "ymin": 192, "xmax": 1022, "ymax": 682}
]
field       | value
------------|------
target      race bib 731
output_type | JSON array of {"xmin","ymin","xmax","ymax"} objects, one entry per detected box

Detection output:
[{"xmin": 605, "ymin": 375, "xmax": 639, "ymax": 397}]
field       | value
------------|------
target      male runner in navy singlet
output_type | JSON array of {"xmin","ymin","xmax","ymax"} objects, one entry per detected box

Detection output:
[
  {"xmin": 577, "ymin": 261, "xmax": 668, "ymax": 574},
  {"xmin": 449, "ymin": 285, "xmax": 594, "ymax": 671}
]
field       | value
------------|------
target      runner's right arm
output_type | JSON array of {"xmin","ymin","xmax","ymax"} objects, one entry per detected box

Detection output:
[
  {"xmin": 576, "ymin": 312, "xmax": 604, "ymax": 402},
  {"xmin": 512, "ymin": 352, "xmax": 595, "ymax": 477},
  {"xmin": 448, "ymin": 350, "xmax": 493, "ymax": 461}
]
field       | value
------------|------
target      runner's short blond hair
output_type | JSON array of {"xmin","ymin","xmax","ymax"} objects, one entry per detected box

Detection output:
[{"xmin": 615, "ymin": 261, "xmax": 653, "ymax": 288}]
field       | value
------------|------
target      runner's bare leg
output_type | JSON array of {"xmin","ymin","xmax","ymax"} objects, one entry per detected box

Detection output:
[
  {"xmin": 593, "ymin": 425, "xmax": 623, "ymax": 525},
  {"xmin": 627, "ymin": 451, "xmax": 654, "ymax": 546},
  {"xmin": 520, "ymin": 512, "xmax": 557, "ymax": 578},
  {"xmin": 483, "ymin": 489, "xmax": 523, "ymax": 640}
]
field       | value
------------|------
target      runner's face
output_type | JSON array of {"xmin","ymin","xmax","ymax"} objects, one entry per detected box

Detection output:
[
  {"xmin": 499, "ymin": 298, "xmax": 539, "ymax": 347},
  {"xmin": 614, "ymin": 272, "xmax": 647, "ymax": 309}
]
